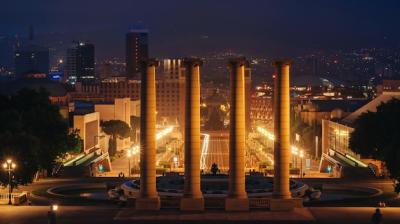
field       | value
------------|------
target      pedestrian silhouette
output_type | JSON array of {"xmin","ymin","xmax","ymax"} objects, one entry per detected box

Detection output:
[{"xmin": 371, "ymin": 208, "xmax": 383, "ymax": 224}]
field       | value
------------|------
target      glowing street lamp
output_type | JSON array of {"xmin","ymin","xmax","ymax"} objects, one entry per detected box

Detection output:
[
  {"xmin": 173, "ymin": 156, "xmax": 178, "ymax": 169},
  {"xmin": 299, "ymin": 150, "xmax": 304, "ymax": 178},
  {"xmin": 3, "ymin": 159, "xmax": 16, "ymax": 205},
  {"xmin": 48, "ymin": 204, "xmax": 58, "ymax": 224},
  {"xmin": 127, "ymin": 149, "xmax": 132, "ymax": 177}
]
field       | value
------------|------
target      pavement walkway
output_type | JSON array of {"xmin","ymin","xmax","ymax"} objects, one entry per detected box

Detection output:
[{"xmin": 0, "ymin": 206, "xmax": 399, "ymax": 224}]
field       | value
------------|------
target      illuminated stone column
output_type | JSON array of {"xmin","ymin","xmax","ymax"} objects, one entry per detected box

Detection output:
[
  {"xmin": 225, "ymin": 58, "xmax": 249, "ymax": 211},
  {"xmin": 272, "ymin": 60, "xmax": 292, "ymax": 200},
  {"xmin": 180, "ymin": 58, "xmax": 204, "ymax": 211},
  {"xmin": 136, "ymin": 59, "xmax": 160, "ymax": 210}
]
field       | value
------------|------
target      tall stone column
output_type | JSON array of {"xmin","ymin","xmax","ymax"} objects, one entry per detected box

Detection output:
[
  {"xmin": 272, "ymin": 60, "xmax": 292, "ymax": 200},
  {"xmin": 225, "ymin": 58, "xmax": 249, "ymax": 211},
  {"xmin": 136, "ymin": 59, "xmax": 160, "ymax": 210},
  {"xmin": 180, "ymin": 58, "xmax": 204, "ymax": 211}
]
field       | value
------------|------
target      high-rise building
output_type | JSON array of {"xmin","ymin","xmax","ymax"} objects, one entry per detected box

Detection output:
[
  {"xmin": 65, "ymin": 47, "xmax": 77, "ymax": 83},
  {"xmin": 305, "ymin": 56, "xmax": 319, "ymax": 77},
  {"xmin": 14, "ymin": 44, "xmax": 49, "ymax": 77},
  {"xmin": 65, "ymin": 41, "xmax": 95, "ymax": 84},
  {"xmin": 0, "ymin": 35, "xmax": 15, "ymax": 73},
  {"xmin": 126, "ymin": 25, "xmax": 149, "ymax": 79}
]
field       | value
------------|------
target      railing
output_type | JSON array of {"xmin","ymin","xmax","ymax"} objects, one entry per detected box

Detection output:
[
  {"xmin": 0, "ymin": 193, "xmax": 18, "ymax": 201},
  {"xmin": 0, "ymin": 192, "xmax": 28, "ymax": 205},
  {"xmin": 156, "ymin": 197, "xmax": 295, "ymax": 210},
  {"xmin": 249, "ymin": 198, "xmax": 270, "ymax": 209}
]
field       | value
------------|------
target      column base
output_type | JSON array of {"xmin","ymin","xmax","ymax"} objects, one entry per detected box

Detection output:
[
  {"xmin": 135, "ymin": 196, "xmax": 161, "ymax": 211},
  {"xmin": 225, "ymin": 198, "xmax": 249, "ymax": 211},
  {"xmin": 269, "ymin": 198, "xmax": 303, "ymax": 211},
  {"xmin": 180, "ymin": 197, "xmax": 204, "ymax": 211}
]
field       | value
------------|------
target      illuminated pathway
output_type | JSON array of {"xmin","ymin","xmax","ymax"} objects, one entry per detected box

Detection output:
[
  {"xmin": 200, "ymin": 133, "xmax": 210, "ymax": 170},
  {"xmin": 110, "ymin": 126, "xmax": 176, "ymax": 176},
  {"xmin": 200, "ymin": 132, "xmax": 230, "ymax": 171},
  {"xmin": 256, "ymin": 126, "xmax": 301, "ymax": 153}
]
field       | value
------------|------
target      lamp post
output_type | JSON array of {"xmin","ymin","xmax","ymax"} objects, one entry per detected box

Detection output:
[
  {"xmin": 127, "ymin": 149, "xmax": 132, "ymax": 177},
  {"xmin": 2, "ymin": 159, "xmax": 16, "ymax": 205},
  {"xmin": 48, "ymin": 204, "xmax": 58, "ymax": 224},
  {"xmin": 299, "ymin": 150, "xmax": 304, "ymax": 179},
  {"xmin": 173, "ymin": 156, "xmax": 178, "ymax": 171},
  {"xmin": 291, "ymin": 147, "xmax": 298, "ymax": 169}
]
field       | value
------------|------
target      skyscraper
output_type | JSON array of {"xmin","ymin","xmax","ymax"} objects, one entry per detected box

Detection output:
[
  {"xmin": 126, "ymin": 25, "xmax": 149, "ymax": 79},
  {"xmin": 65, "ymin": 41, "xmax": 95, "ymax": 84},
  {"xmin": 0, "ymin": 35, "xmax": 15, "ymax": 72},
  {"xmin": 14, "ymin": 44, "xmax": 49, "ymax": 78}
]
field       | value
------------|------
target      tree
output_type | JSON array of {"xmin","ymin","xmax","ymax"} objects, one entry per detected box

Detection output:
[
  {"xmin": 205, "ymin": 108, "xmax": 224, "ymax": 130},
  {"xmin": 210, "ymin": 163, "xmax": 219, "ymax": 175},
  {"xmin": 349, "ymin": 98, "xmax": 400, "ymax": 193},
  {"xmin": 0, "ymin": 88, "xmax": 81, "ymax": 187},
  {"xmin": 101, "ymin": 120, "xmax": 131, "ymax": 156}
]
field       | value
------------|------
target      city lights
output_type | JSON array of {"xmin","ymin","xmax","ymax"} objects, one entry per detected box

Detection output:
[
  {"xmin": 156, "ymin": 126, "xmax": 174, "ymax": 140},
  {"xmin": 2, "ymin": 2, "xmax": 400, "ymax": 222},
  {"xmin": 257, "ymin": 126, "xmax": 301, "ymax": 152}
]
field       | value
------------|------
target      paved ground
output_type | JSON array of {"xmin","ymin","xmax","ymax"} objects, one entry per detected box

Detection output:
[
  {"xmin": 1, "ymin": 177, "xmax": 399, "ymax": 223},
  {"xmin": 0, "ymin": 206, "xmax": 399, "ymax": 224}
]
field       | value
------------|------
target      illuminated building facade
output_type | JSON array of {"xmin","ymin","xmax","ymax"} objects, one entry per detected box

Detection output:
[
  {"xmin": 72, "ymin": 58, "xmax": 185, "ymax": 127},
  {"xmin": 321, "ymin": 92, "xmax": 400, "ymax": 174},
  {"xmin": 250, "ymin": 96, "xmax": 273, "ymax": 127}
]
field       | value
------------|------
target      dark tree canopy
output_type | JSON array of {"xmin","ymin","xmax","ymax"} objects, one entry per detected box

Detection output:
[
  {"xmin": 101, "ymin": 120, "xmax": 131, "ymax": 156},
  {"xmin": 350, "ymin": 98, "xmax": 400, "ymax": 191},
  {"xmin": 0, "ymin": 88, "xmax": 81, "ymax": 186},
  {"xmin": 204, "ymin": 108, "xmax": 224, "ymax": 131}
]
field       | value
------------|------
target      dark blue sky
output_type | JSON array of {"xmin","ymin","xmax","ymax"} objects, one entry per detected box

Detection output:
[{"xmin": 2, "ymin": 0, "xmax": 400, "ymax": 58}]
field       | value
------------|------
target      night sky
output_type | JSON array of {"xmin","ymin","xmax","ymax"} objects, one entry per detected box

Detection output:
[{"xmin": 2, "ymin": 0, "xmax": 400, "ymax": 58}]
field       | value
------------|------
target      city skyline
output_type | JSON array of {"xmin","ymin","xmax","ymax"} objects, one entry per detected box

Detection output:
[
  {"xmin": 1, "ymin": 0, "xmax": 400, "ymax": 59},
  {"xmin": 2, "ymin": 1, "xmax": 400, "ymax": 223}
]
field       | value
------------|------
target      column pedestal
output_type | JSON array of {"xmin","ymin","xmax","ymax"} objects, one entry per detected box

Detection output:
[
  {"xmin": 180, "ymin": 197, "xmax": 205, "ymax": 211},
  {"xmin": 225, "ymin": 198, "xmax": 249, "ymax": 211},
  {"xmin": 269, "ymin": 198, "xmax": 303, "ymax": 211},
  {"xmin": 135, "ymin": 197, "xmax": 161, "ymax": 211}
]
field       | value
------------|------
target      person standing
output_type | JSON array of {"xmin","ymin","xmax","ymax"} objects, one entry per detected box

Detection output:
[{"xmin": 371, "ymin": 208, "xmax": 383, "ymax": 224}]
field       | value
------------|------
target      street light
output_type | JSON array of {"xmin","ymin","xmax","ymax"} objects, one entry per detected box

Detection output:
[
  {"xmin": 291, "ymin": 147, "xmax": 299, "ymax": 168},
  {"xmin": 48, "ymin": 204, "xmax": 58, "ymax": 224},
  {"xmin": 173, "ymin": 156, "xmax": 178, "ymax": 170},
  {"xmin": 299, "ymin": 150, "xmax": 304, "ymax": 178},
  {"xmin": 2, "ymin": 159, "xmax": 16, "ymax": 205},
  {"xmin": 127, "ymin": 149, "xmax": 132, "ymax": 177}
]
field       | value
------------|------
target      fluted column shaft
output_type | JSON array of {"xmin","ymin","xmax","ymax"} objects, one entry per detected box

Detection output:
[
  {"xmin": 273, "ymin": 60, "xmax": 292, "ymax": 199},
  {"xmin": 139, "ymin": 59, "xmax": 159, "ymax": 199},
  {"xmin": 183, "ymin": 59, "xmax": 203, "ymax": 199},
  {"xmin": 228, "ymin": 58, "xmax": 247, "ymax": 199}
]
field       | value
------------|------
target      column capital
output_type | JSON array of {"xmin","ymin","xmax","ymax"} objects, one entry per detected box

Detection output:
[
  {"xmin": 228, "ymin": 57, "xmax": 249, "ymax": 67},
  {"xmin": 141, "ymin": 58, "xmax": 160, "ymax": 68},
  {"xmin": 272, "ymin": 59, "xmax": 292, "ymax": 67},
  {"xmin": 182, "ymin": 57, "xmax": 203, "ymax": 67}
]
